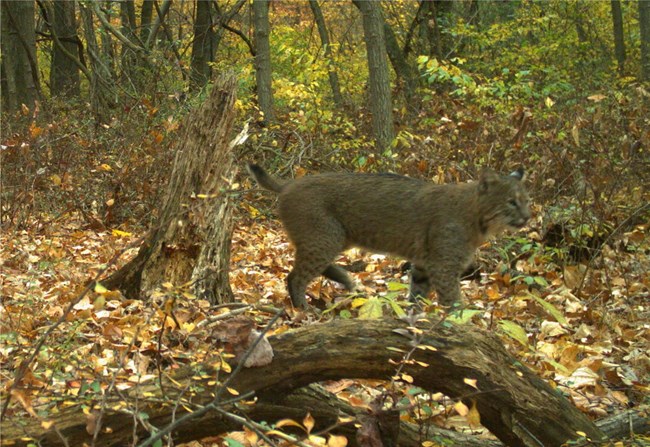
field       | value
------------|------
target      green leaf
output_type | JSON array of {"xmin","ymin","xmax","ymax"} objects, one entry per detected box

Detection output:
[
  {"xmin": 224, "ymin": 438, "xmax": 246, "ymax": 447},
  {"xmin": 386, "ymin": 299, "xmax": 406, "ymax": 318},
  {"xmin": 447, "ymin": 309, "xmax": 482, "ymax": 325},
  {"xmin": 528, "ymin": 294, "xmax": 567, "ymax": 325},
  {"xmin": 358, "ymin": 297, "xmax": 384, "ymax": 319},
  {"xmin": 498, "ymin": 320, "xmax": 529, "ymax": 347},
  {"xmin": 533, "ymin": 276, "xmax": 549, "ymax": 287},
  {"xmin": 387, "ymin": 281, "xmax": 408, "ymax": 291}
]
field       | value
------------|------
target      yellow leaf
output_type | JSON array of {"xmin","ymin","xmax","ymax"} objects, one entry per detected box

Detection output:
[
  {"xmin": 303, "ymin": 412, "xmax": 315, "ymax": 433},
  {"xmin": 226, "ymin": 387, "xmax": 239, "ymax": 396},
  {"xmin": 105, "ymin": 199, "xmax": 115, "ymax": 207},
  {"xmin": 50, "ymin": 174, "xmax": 62, "ymax": 186},
  {"xmin": 463, "ymin": 378, "xmax": 479, "ymax": 389},
  {"xmin": 467, "ymin": 400, "xmax": 481, "ymax": 428},
  {"xmin": 99, "ymin": 163, "xmax": 112, "ymax": 172},
  {"xmin": 93, "ymin": 295, "xmax": 106, "ymax": 311},
  {"xmin": 308, "ymin": 434, "xmax": 327, "ymax": 444},
  {"xmin": 111, "ymin": 229, "xmax": 133, "ymax": 237},
  {"xmin": 416, "ymin": 344, "xmax": 437, "ymax": 351},
  {"xmin": 328, "ymin": 434, "xmax": 348, "ymax": 447},
  {"xmin": 358, "ymin": 297, "xmax": 383, "ymax": 319},
  {"xmin": 454, "ymin": 401, "xmax": 469, "ymax": 416},
  {"xmin": 275, "ymin": 418, "xmax": 304, "ymax": 429},
  {"xmin": 41, "ymin": 420, "xmax": 55, "ymax": 430},
  {"xmin": 544, "ymin": 97, "xmax": 554, "ymax": 108},
  {"xmin": 571, "ymin": 125, "xmax": 580, "ymax": 146},
  {"xmin": 94, "ymin": 282, "xmax": 109, "ymax": 294},
  {"xmin": 400, "ymin": 373, "xmax": 414, "ymax": 383}
]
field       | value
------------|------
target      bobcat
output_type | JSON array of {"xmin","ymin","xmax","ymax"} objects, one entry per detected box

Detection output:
[{"xmin": 248, "ymin": 163, "xmax": 530, "ymax": 308}]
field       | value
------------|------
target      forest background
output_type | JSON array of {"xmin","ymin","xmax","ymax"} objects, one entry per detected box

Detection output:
[{"xmin": 1, "ymin": 0, "xmax": 650, "ymax": 446}]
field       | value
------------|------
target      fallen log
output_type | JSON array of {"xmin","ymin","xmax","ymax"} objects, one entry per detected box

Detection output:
[{"xmin": 2, "ymin": 318, "xmax": 609, "ymax": 446}]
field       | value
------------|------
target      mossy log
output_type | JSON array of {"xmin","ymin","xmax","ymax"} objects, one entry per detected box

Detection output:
[{"xmin": 2, "ymin": 318, "xmax": 612, "ymax": 447}]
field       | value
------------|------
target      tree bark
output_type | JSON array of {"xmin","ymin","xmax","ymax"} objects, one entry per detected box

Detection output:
[
  {"xmin": 79, "ymin": 2, "xmax": 116, "ymax": 122},
  {"xmin": 640, "ymin": 0, "xmax": 650, "ymax": 81},
  {"xmin": 383, "ymin": 19, "xmax": 417, "ymax": 106},
  {"xmin": 102, "ymin": 74, "xmax": 238, "ymax": 304},
  {"xmin": 49, "ymin": 0, "xmax": 81, "ymax": 98},
  {"xmin": 2, "ymin": 319, "xmax": 609, "ymax": 447},
  {"xmin": 610, "ymin": 0, "xmax": 626, "ymax": 76},
  {"xmin": 253, "ymin": 0, "xmax": 275, "ymax": 122},
  {"xmin": 140, "ymin": 0, "xmax": 154, "ymax": 43},
  {"xmin": 352, "ymin": 0, "xmax": 395, "ymax": 151},
  {"xmin": 190, "ymin": 0, "xmax": 216, "ymax": 90},
  {"xmin": 308, "ymin": 0, "xmax": 343, "ymax": 107},
  {"xmin": 0, "ymin": 0, "xmax": 40, "ymax": 112}
]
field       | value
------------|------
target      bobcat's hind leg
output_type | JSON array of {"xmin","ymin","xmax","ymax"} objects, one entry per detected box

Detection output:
[
  {"xmin": 286, "ymin": 229, "xmax": 346, "ymax": 308},
  {"xmin": 408, "ymin": 264, "xmax": 431, "ymax": 302},
  {"xmin": 322, "ymin": 264, "xmax": 358, "ymax": 291}
]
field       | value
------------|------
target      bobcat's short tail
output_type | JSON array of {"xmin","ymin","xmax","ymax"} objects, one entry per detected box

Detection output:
[{"xmin": 247, "ymin": 163, "xmax": 286, "ymax": 193}]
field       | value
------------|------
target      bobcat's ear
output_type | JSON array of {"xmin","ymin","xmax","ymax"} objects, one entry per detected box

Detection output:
[
  {"xmin": 479, "ymin": 168, "xmax": 499, "ymax": 192},
  {"xmin": 510, "ymin": 167, "xmax": 525, "ymax": 181}
]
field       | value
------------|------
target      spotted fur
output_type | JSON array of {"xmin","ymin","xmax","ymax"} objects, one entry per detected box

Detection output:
[{"xmin": 248, "ymin": 164, "xmax": 530, "ymax": 308}]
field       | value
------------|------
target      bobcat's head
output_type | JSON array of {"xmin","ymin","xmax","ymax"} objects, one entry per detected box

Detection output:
[{"xmin": 478, "ymin": 168, "xmax": 530, "ymax": 236}]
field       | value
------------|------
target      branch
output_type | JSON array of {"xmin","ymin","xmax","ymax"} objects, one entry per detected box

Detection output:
[{"xmin": 90, "ymin": 0, "xmax": 147, "ymax": 55}]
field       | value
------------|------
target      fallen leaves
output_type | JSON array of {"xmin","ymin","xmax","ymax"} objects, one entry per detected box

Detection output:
[{"xmin": 1, "ymin": 205, "xmax": 648, "ymax": 443}]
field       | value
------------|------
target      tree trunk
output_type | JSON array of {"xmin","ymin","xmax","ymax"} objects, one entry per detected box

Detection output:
[
  {"xmin": 640, "ymin": 0, "xmax": 650, "ymax": 81},
  {"xmin": 119, "ymin": 0, "xmax": 141, "ymax": 89},
  {"xmin": 79, "ymin": 2, "xmax": 116, "ymax": 122},
  {"xmin": 140, "ymin": 0, "xmax": 154, "ymax": 43},
  {"xmin": 190, "ymin": 0, "xmax": 216, "ymax": 90},
  {"xmin": 49, "ymin": 0, "xmax": 80, "ymax": 98},
  {"xmin": 352, "ymin": 0, "xmax": 395, "ymax": 151},
  {"xmin": 308, "ymin": 0, "xmax": 343, "ymax": 107},
  {"xmin": 0, "ymin": 0, "xmax": 40, "ymax": 112},
  {"xmin": 2, "ymin": 319, "xmax": 609, "ymax": 447},
  {"xmin": 610, "ymin": 0, "xmax": 626, "ymax": 76},
  {"xmin": 466, "ymin": 0, "xmax": 480, "ymax": 27},
  {"xmin": 383, "ymin": 20, "xmax": 417, "ymax": 106},
  {"xmin": 253, "ymin": 0, "xmax": 275, "ymax": 122},
  {"xmin": 102, "ymin": 74, "xmax": 239, "ymax": 304}
]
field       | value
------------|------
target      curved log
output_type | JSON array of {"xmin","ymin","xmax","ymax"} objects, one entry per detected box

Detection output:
[{"xmin": 2, "ymin": 318, "xmax": 607, "ymax": 447}]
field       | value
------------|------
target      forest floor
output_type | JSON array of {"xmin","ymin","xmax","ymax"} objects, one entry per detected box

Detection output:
[{"xmin": 1, "ymin": 202, "xmax": 649, "ymax": 444}]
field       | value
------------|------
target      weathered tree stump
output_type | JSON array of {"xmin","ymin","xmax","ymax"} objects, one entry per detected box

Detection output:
[
  {"xmin": 103, "ymin": 74, "xmax": 240, "ymax": 304},
  {"xmin": 2, "ymin": 318, "xmax": 616, "ymax": 447}
]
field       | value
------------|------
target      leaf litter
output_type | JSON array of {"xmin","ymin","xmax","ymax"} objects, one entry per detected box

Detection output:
[{"xmin": 1, "ymin": 206, "xmax": 649, "ymax": 444}]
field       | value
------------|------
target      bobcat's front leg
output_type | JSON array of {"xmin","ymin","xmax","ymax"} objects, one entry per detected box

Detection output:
[
  {"xmin": 408, "ymin": 264, "xmax": 431, "ymax": 302},
  {"xmin": 423, "ymin": 263, "xmax": 462, "ymax": 307},
  {"xmin": 434, "ymin": 280, "xmax": 461, "ymax": 307}
]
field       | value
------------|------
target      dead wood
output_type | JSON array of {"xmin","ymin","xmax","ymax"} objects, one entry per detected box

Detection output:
[
  {"xmin": 3, "ymin": 318, "xmax": 614, "ymax": 447},
  {"xmin": 102, "ymin": 73, "xmax": 239, "ymax": 304}
]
